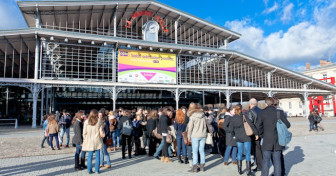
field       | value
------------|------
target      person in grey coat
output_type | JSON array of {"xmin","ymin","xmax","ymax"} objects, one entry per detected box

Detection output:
[
  {"xmin": 72, "ymin": 110, "xmax": 87, "ymax": 170},
  {"xmin": 256, "ymin": 97, "xmax": 290, "ymax": 176}
]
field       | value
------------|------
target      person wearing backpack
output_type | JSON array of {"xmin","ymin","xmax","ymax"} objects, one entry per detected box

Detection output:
[
  {"xmin": 58, "ymin": 109, "xmax": 72, "ymax": 148},
  {"xmin": 256, "ymin": 97, "xmax": 290, "ymax": 176},
  {"xmin": 118, "ymin": 110, "xmax": 133, "ymax": 159},
  {"xmin": 274, "ymin": 97, "xmax": 291, "ymax": 176}
]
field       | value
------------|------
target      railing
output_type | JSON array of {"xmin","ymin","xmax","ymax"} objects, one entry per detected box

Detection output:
[{"xmin": 0, "ymin": 119, "xmax": 18, "ymax": 128}]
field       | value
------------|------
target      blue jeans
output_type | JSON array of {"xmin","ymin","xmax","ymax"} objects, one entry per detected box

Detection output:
[
  {"xmin": 176, "ymin": 135, "xmax": 186, "ymax": 157},
  {"xmin": 100, "ymin": 143, "xmax": 111, "ymax": 166},
  {"xmin": 154, "ymin": 138, "xmax": 173, "ymax": 157},
  {"xmin": 87, "ymin": 150, "xmax": 100, "ymax": 173},
  {"xmin": 41, "ymin": 133, "xmax": 50, "ymax": 147},
  {"xmin": 224, "ymin": 146, "xmax": 237, "ymax": 162},
  {"xmin": 75, "ymin": 145, "xmax": 86, "ymax": 158},
  {"xmin": 187, "ymin": 145, "xmax": 192, "ymax": 159},
  {"xmin": 111, "ymin": 131, "xmax": 117, "ymax": 148},
  {"xmin": 49, "ymin": 133, "xmax": 59, "ymax": 149},
  {"xmin": 116, "ymin": 129, "xmax": 121, "ymax": 147},
  {"xmin": 237, "ymin": 141, "xmax": 251, "ymax": 161},
  {"xmin": 192, "ymin": 138, "xmax": 206, "ymax": 165},
  {"xmin": 262, "ymin": 150, "xmax": 281, "ymax": 176},
  {"xmin": 59, "ymin": 127, "xmax": 70, "ymax": 145}
]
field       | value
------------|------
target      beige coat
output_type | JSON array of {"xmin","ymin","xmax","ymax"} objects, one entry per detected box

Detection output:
[
  {"xmin": 82, "ymin": 119, "xmax": 105, "ymax": 151},
  {"xmin": 46, "ymin": 123, "xmax": 59, "ymax": 134}
]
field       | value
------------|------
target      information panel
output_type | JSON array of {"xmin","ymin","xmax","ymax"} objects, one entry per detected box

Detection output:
[{"xmin": 118, "ymin": 50, "xmax": 176, "ymax": 84}]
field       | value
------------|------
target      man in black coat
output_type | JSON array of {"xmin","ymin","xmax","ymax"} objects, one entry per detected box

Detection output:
[
  {"xmin": 247, "ymin": 98, "xmax": 262, "ymax": 172},
  {"xmin": 256, "ymin": 97, "xmax": 290, "ymax": 176}
]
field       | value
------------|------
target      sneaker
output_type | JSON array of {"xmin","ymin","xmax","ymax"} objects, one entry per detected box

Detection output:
[{"xmin": 65, "ymin": 145, "xmax": 69, "ymax": 148}]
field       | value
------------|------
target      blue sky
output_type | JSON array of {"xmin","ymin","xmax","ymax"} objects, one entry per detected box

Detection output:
[{"xmin": 1, "ymin": 0, "xmax": 336, "ymax": 72}]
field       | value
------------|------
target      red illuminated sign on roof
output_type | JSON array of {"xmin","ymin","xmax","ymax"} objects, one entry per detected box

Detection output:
[{"xmin": 125, "ymin": 10, "xmax": 169, "ymax": 33}]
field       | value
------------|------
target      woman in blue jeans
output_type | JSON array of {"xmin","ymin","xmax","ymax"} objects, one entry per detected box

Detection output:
[
  {"xmin": 72, "ymin": 110, "xmax": 87, "ymax": 170},
  {"xmin": 82, "ymin": 109, "xmax": 105, "ymax": 174},
  {"xmin": 229, "ymin": 105, "xmax": 258, "ymax": 176},
  {"xmin": 187, "ymin": 103, "xmax": 212, "ymax": 173},
  {"xmin": 174, "ymin": 109, "xmax": 188, "ymax": 164},
  {"xmin": 98, "ymin": 111, "xmax": 111, "ymax": 169},
  {"xmin": 222, "ymin": 106, "xmax": 237, "ymax": 165}
]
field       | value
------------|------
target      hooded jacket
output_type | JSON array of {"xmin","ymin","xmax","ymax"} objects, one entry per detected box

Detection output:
[{"xmin": 187, "ymin": 111, "xmax": 210, "ymax": 140}]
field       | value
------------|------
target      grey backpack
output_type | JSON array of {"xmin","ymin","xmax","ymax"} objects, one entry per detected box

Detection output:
[{"xmin": 121, "ymin": 120, "xmax": 133, "ymax": 136}]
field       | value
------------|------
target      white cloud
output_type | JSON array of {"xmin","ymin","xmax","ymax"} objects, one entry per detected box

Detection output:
[
  {"xmin": 225, "ymin": 1, "xmax": 336, "ymax": 68},
  {"xmin": 281, "ymin": 3, "xmax": 294, "ymax": 22},
  {"xmin": 263, "ymin": 2, "xmax": 279, "ymax": 14}
]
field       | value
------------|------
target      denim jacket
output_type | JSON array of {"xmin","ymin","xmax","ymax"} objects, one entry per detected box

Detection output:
[{"xmin": 43, "ymin": 120, "xmax": 48, "ymax": 131}]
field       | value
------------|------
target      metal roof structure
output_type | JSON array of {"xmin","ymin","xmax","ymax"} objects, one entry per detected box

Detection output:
[{"xmin": 0, "ymin": 0, "xmax": 335, "ymax": 127}]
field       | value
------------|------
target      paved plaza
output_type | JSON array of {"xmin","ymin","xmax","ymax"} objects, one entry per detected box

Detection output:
[{"xmin": 1, "ymin": 118, "xmax": 336, "ymax": 176}]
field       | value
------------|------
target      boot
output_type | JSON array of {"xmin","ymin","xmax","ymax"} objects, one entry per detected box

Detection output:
[
  {"xmin": 246, "ymin": 161, "xmax": 252, "ymax": 176},
  {"xmin": 188, "ymin": 165, "xmax": 198, "ymax": 173},
  {"xmin": 184, "ymin": 156, "xmax": 189, "ymax": 164},
  {"xmin": 164, "ymin": 157, "xmax": 172, "ymax": 163},
  {"xmin": 200, "ymin": 164, "xmax": 205, "ymax": 172},
  {"xmin": 74, "ymin": 156, "xmax": 82, "ymax": 171},
  {"xmin": 161, "ymin": 156, "xmax": 165, "ymax": 162},
  {"xmin": 80, "ymin": 158, "xmax": 87, "ymax": 169},
  {"xmin": 178, "ymin": 156, "xmax": 184, "ymax": 163},
  {"xmin": 237, "ymin": 160, "xmax": 243, "ymax": 175}
]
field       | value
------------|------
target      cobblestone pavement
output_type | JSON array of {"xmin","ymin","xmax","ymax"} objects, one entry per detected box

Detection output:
[{"xmin": 0, "ymin": 118, "xmax": 336, "ymax": 175}]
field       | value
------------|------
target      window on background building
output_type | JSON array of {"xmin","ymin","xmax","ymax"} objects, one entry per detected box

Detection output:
[
  {"xmin": 323, "ymin": 74, "xmax": 328, "ymax": 81},
  {"xmin": 299, "ymin": 102, "xmax": 302, "ymax": 108},
  {"xmin": 326, "ymin": 99, "xmax": 330, "ymax": 108},
  {"xmin": 289, "ymin": 102, "xmax": 292, "ymax": 109}
]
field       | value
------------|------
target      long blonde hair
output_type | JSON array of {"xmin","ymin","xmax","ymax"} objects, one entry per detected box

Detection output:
[
  {"xmin": 187, "ymin": 103, "xmax": 203, "ymax": 117},
  {"xmin": 88, "ymin": 109, "xmax": 98, "ymax": 126}
]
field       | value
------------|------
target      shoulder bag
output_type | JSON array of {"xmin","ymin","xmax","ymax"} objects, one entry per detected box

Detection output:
[{"xmin": 243, "ymin": 115, "xmax": 253, "ymax": 136}]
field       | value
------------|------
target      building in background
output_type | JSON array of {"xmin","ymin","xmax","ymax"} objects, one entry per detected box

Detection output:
[{"xmin": 303, "ymin": 60, "xmax": 336, "ymax": 116}]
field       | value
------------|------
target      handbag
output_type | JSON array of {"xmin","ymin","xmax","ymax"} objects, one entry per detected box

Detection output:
[
  {"xmin": 205, "ymin": 133, "xmax": 213, "ymax": 146},
  {"xmin": 243, "ymin": 115, "xmax": 253, "ymax": 136},
  {"xmin": 106, "ymin": 138, "xmax": 113, "ymax": 147},
  {"xmin": 182, "ymin": 131, "xmax": 191, "ymax": 145},
  {"xmin": 152, "ymin": 127, "xmax": 162, "ymax": 139},
  {"xmin": 166, "ymin": 134, "xmax": 172, "ymax": 143}
]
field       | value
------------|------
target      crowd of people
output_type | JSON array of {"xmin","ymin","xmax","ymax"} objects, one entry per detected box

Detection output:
[{"xmin": 41, "ymin": 97, "xmax": 292, "ymax": 176}]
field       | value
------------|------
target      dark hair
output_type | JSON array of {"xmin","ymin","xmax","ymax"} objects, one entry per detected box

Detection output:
[
  {"xmin": 147, "ymin": 109, "xmax": 159, "ymax": 120},
  {"xmin": 273, "ymin": 97, "xmax": 279, "ymax": 106},
  {"xmin": 72, "ymin": 110, "xmax": 84, "ymax": 124},
  {"xmin": 234, "ymin": 105, "xmax": 242, "ymax": 115},
  {"xmin": 123, "ymin": 110, "xmax": 131, "ymax": 118},
  {"xmin": 88, "ymin": 109, "xmax": 98, "ymax": 126},
  {"xmin": 203, "ymin": 106, "xmax": 209, "ymax": 111},
  {"xmin": 62, "ymin": 109, "xmax": 67, "ymax": 113},
  {"xmin": 265, "ymin": 97, "xmax": 274, "ymax": 106}
]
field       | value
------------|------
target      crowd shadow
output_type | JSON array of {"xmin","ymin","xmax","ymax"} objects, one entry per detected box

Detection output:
[
  {"xmin": 0, "ymin": 153, "xmax": 154, "ymax": 176},
  {"xmin": 284, "ymin": 146, "xmax": 305, "ymax": 174}
]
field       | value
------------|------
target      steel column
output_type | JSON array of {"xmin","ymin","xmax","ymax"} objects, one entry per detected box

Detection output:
[
  {"xmin": 34, "ymin": 34, "xmax": 40, "ymax": 79},
  {"xmin": 5, "ymin": 87, "xmax": 9, "ymax": 116},
  {"xmin": 225, "ymin": 90, "xmax": 231, "ymax": 108},
  {"xmin": 40, "ymin": 87, "xmax": 44, "ymax": 126},
  {"xmin": 32, "ymin": 84, "xmax": 39, "ymax": 128},
  {"xmin": 175, "ymin": 88, "xmax": 179, "ymax": 110}
]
